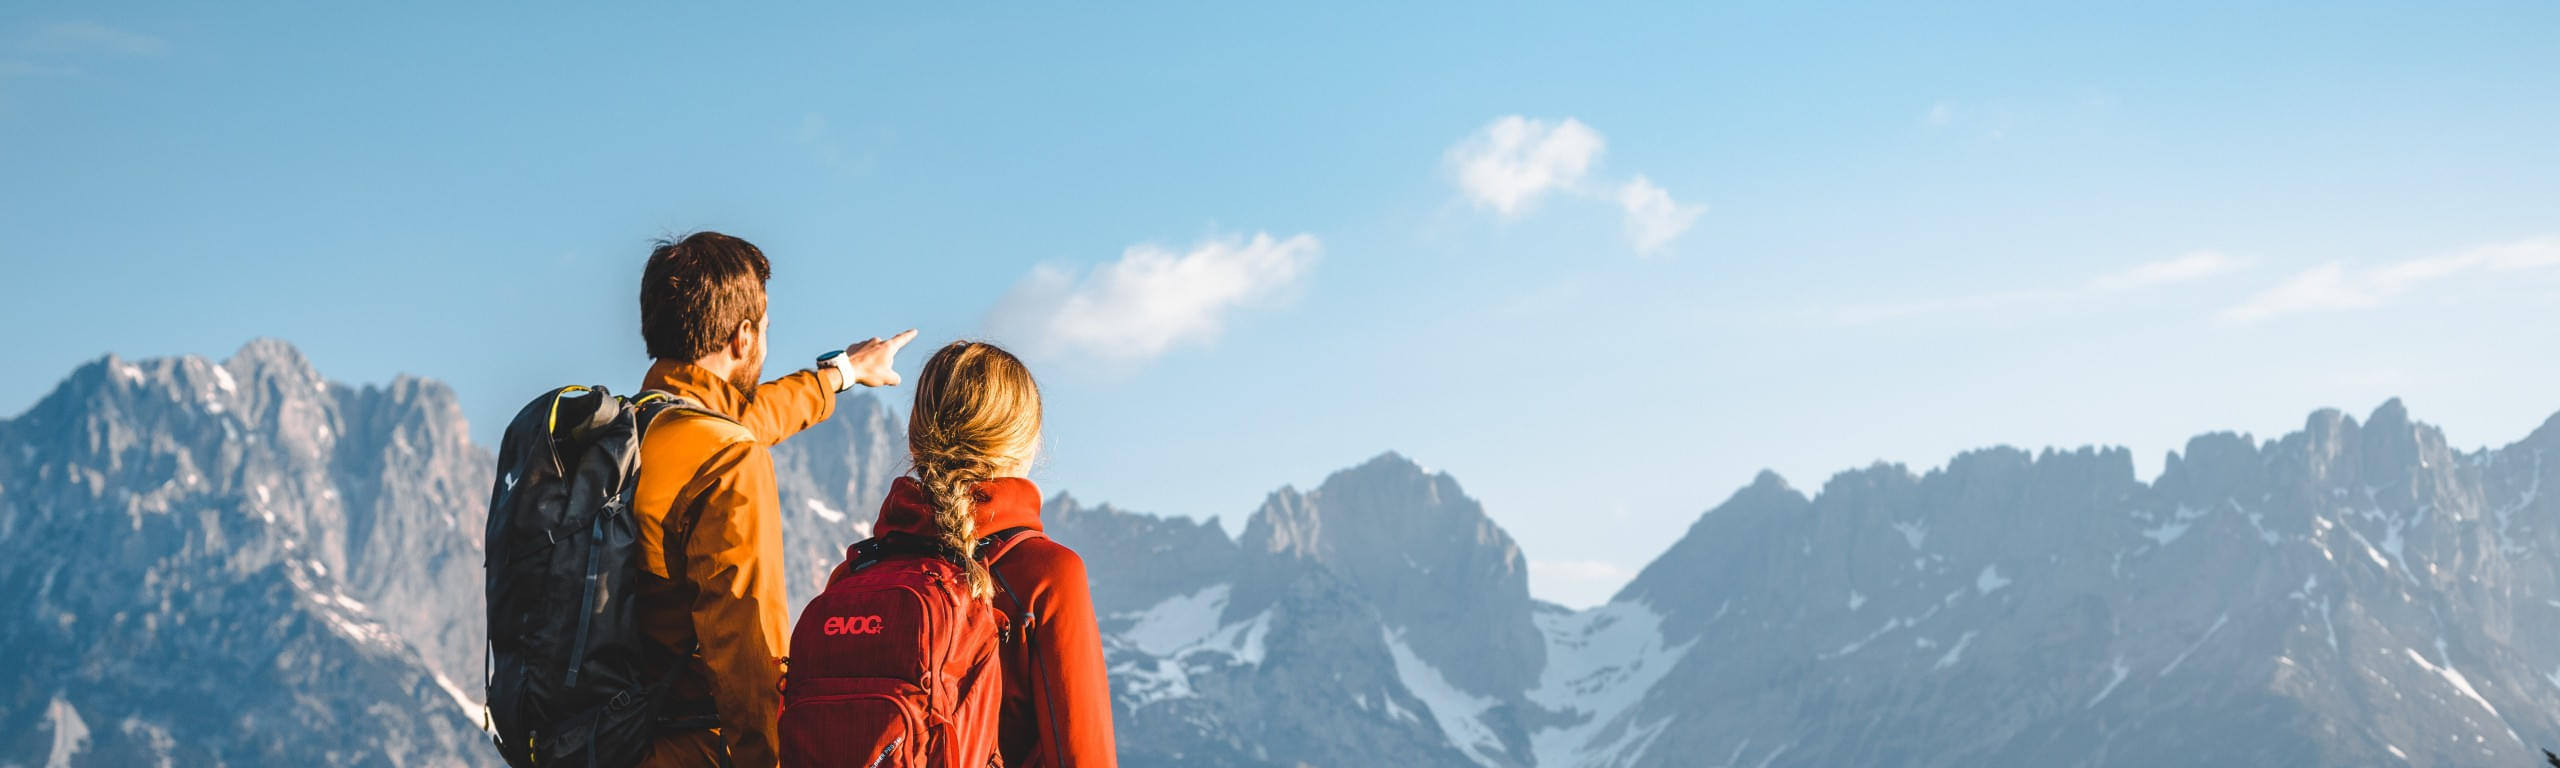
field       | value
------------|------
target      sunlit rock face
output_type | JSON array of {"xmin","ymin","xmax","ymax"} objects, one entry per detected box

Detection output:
[{"xmin": 0, "ymin": 341, "xmax": 494, "ymax": 766}]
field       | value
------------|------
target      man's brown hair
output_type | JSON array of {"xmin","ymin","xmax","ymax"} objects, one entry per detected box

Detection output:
[{"xmin": 640, "ymin": 231, "xmax": 773, "ymax": 361}]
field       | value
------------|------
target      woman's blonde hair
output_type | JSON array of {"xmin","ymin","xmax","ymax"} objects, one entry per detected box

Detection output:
[{"xmin": 906, "ymin": 340, "xmax": 1042, "ymax": 600}]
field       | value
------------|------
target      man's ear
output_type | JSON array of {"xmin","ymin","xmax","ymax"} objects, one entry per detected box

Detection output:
[{"xmin": 727, "ymin": 317, "xmax": 758, "ymax": 359}]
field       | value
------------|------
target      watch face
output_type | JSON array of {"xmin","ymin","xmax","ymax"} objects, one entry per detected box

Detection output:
[{"xmin": 817, "ymin": 350, "xmax": 843, "ymax": 363}]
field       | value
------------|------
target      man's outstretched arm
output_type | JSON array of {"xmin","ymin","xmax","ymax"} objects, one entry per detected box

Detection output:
[
  {"xmin": 738, "ymin": 329, "xmax": 916, "ymax": 446},
  {"xmin": 738, "ymin": 370, "xmax": 834, "ymax": 446}
]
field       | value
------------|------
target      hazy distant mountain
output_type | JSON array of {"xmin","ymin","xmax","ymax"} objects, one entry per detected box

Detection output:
[
  {"xmin": 0, "ymin": 340, "xmax": 492, "ymax": 766},
  {"xmin": 1603, "ymin": 399, "xmax": 2560, "ymax": 767},
  {"xmin": 13, "ymin": 341, "xmax": 2560, "ymax": 767},
  {"xmin": 971, "ymin": 406, "xmax": 2560, "ymax": 768}
]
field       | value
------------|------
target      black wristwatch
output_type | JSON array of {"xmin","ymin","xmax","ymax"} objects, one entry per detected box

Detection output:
[{"xmin": 816, "ymin": 350, "xmax": 854, "ymax": 392}]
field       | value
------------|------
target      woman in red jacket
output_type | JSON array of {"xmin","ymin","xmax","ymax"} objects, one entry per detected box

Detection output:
[{"xmin": 863, "ymin": 340, "xmax": 1118, "ymax": 767}]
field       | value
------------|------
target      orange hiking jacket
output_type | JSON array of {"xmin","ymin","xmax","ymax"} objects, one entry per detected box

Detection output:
[
  {"xmin": 850, "ymin": 477, "xmax": 1120, "ymax": 768},
  {"xmin": 630, "ymin": 360, "xmax": 835, "ymax": 768}
]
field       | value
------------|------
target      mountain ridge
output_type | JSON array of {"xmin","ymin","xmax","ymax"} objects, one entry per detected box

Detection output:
[{"xmin": 11, "ymin": 341, "xmax": 2560, "ymax": 767}]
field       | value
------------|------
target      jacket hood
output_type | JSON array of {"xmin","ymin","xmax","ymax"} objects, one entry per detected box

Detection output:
[{"xmin": 872, "ymin": 476, "xmax": 1045, "ymax": 539}]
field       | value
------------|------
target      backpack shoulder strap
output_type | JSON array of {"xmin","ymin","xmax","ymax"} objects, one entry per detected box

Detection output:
[
  {"xmin": 978, "ymin": 527, "xmax": 1046, "ymax": 629},
  {"xmin": 630, "ymin": 390, "xmax": 751, "ymax": 443},
  {"xmin": 974, "ymin": 526, "xmax": 1045, "ymax": 565},
  {"xmin": 841, "ymin": 532, "xmax": 965, "ymax": 574},
  {"xmin": 974, "ymin": 525, "xmax": 1071, "ymax": 756}
]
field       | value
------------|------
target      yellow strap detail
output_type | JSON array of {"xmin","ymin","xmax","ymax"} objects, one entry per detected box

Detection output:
[{"xmin": 546, "ymin": 386, "xmax": 591, "ymax": 435}]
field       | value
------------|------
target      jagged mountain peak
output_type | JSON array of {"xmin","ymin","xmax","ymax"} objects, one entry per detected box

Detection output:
[
  {"xmin": 2, "ymin": 342, "xmax": 495, "ymax": 765},
  {"xmin": 226, "ymin": 336, "xmax": 324, "ymax": 386},
  {"xmin": 1231, "ymin": 452, "xmax": 1543, "ymax": 700},
  {"xmin": 1743, "ymin": 467, "xmax": 1795, "ymax": 494},
  {"xmin": 1240, "ymin": 450, "xmax": 1482, "ymax": 557}
]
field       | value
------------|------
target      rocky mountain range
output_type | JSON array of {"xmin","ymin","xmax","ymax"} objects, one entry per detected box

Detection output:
[
  {"xmin": 0, "ymin": 341, "xmax": 491, "ymax": 766},
  {"xmin": 8, "ymin": 340, "xmax": 2560, "ymax": 766}
]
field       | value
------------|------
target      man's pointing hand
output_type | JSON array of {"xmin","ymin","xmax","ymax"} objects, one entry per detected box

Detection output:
[{"xmin": 842, "ymin": 329, "xmax": 918, "ymax": 388}]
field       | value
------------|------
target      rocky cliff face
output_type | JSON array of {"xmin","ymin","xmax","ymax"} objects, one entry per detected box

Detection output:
[
  {"xmin": 1238, "ymin": 453, "xmax": 1545, "ymax": 699},
  {"xmin": 767, "ymin": 393, "xmax": 905, "ymax": 614},
  {"xmin": 0, "ymin": 341, "xmax": 493, "ymax": 766},
  {"xmin": 1603, "ymin": 398, "xmax": 2560, "ymax": 767},
  {"xmin": 14, "ymin": 341, "xmax": 2560, "ymax": 768}
]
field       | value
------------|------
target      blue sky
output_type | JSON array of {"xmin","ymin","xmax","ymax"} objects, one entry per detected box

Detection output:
[{"xmin": 5, "ymin": 2, "xmax": 2557, "ymax": 608}]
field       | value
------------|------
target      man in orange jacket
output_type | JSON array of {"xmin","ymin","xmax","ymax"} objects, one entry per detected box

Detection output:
[{"xmin": 625, "ymin": 231, "xmax": 915, "ymax": 767}]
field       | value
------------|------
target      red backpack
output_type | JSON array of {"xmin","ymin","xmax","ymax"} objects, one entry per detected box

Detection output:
[{"xmin": 781, "ymin": 531, "xmax": 1015, "ymax": 768}]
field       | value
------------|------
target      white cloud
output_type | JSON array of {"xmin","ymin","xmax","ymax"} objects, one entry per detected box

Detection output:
[
  {"xmin": 986, "ymin": 232, "xmax": 1321, "ymax": 362},
  {"xmin": 1529, "ymin": 559, "xmax": 1634, "ymax": 610},
  {"xmin": 2464, "ymin": 235, "xmax": 2560, "ymax": 270},
  {"xmin": 2088, "ymin": 250, "xmax": 2248, "ymax": 293},
  {"xmin": 1924, "ymin": 101, "xmax": 1955, "ymax": 127},
  {"xmin": 1445, "ymin": 116, "xmax": 1605, "ymax": 216},
  {"xmin": 2218, "ymin": 235, "xmax": 2560, "ymax": 324},
  {"xmin": 31, "ymin": 22, "xmax": 166, "ymax": 58},
  {"xmin": 1616, "ymin": 175, "xmax": 1706, "ymax": 255},
  {"xmin": 1445, "ymin": 115, "xmax": 1708, "ymax": 254}
]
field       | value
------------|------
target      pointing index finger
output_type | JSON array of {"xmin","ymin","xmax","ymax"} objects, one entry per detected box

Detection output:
[{"xmin": 883, "ymin": 329, "xmax": 918, "ymax": 354}]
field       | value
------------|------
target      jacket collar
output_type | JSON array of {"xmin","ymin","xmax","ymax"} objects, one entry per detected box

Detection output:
[
  {"xmin": 641, "ymin": 359, "xmax": 751, "ymax": 420},
  {"xmin": 873, "ymin": 476, "xmax": 1045, "ymax": 539}
]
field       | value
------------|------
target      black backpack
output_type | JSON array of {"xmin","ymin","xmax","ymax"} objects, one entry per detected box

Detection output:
[{"xmin": 483, "ymin": 385, "xmax": 727, "ymax": 767}]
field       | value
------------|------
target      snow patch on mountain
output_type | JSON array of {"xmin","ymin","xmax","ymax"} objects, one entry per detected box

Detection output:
[
  {"xmin": 2139, "ymin": 504, "xmax": 2206, "ymax": 546},
  {"xmin": 2159, "ymin": 612, "xmax": 2228, "ymax": 677},
  {"xmin": 2407, "ymin": 637, "xmax": 2519, "ymax": 745},
  {"xmin": 1386, "ymin": 627, "xmax": 1507, "ymax": 767},
  {"xmin": 1975, "ymin": 564, "xmax": 2010, "ymax": 595},
  {"xmin": 1527, "ymin": 601, "xmax": 1693, "ymax": 768},
  {"xmin": 434, "ymin": 671, "xmax": 483, "ymax": 720},
  {"xmin": 1118, "ymin": 584, "xmax": 1269, "ymax": 663},
  {"xmin": 1934, "ymin": 631, "xmax": 1978, "ymax": 670},
  {"xmin": 2087, "ymin": 656, "xmax": 2131, "ymax": 708},
  {"xmin": 44, "ymin": 695, "xmax": 89, "ymax": 768},
  {"xmin": 1108, "ymin": 584, "xmax": 1272, "ymax": 708}
]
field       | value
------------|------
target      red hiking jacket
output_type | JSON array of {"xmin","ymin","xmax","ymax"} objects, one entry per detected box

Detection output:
[{"xmin": 839, "ymin": 477, "xmax": 1120, "ymax": 768}]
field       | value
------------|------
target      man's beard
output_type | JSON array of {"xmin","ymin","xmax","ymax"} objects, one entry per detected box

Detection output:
[{"xmin": 728, "ymin": 348, "xmax": 763, "ymax": 395}]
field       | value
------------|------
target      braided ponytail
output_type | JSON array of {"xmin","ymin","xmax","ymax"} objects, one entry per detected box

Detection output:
[
  {"xmin": 906, "ymin": 341, "xmax": 1043, "ymax": 601},
  {"xmin": 910, "ymin": 438, "xmax": 997, "ymax": 599}
]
